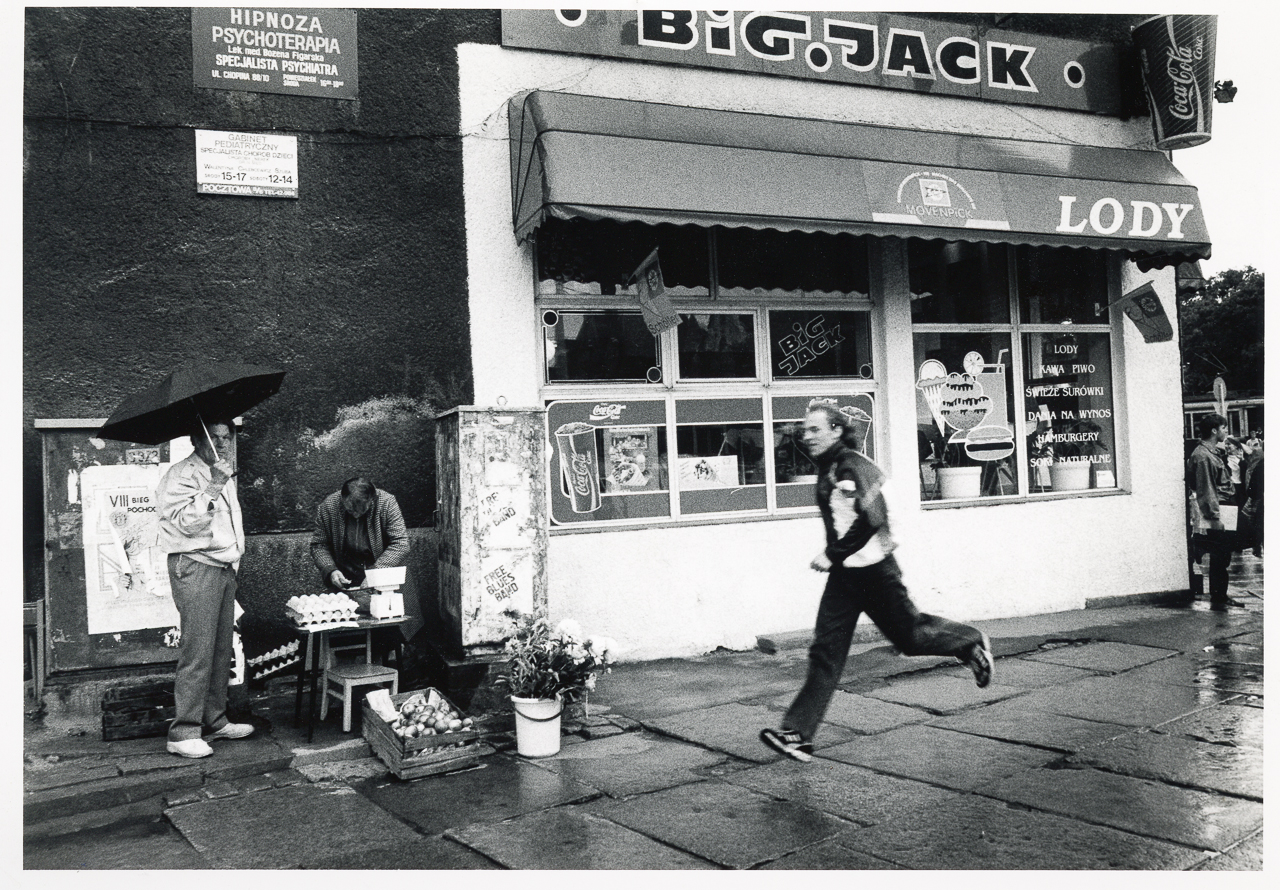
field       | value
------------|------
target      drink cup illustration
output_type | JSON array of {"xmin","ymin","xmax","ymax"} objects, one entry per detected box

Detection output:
[{"xmin": 554, "ymin": 422, "xmax": 602, "ymax": 513}]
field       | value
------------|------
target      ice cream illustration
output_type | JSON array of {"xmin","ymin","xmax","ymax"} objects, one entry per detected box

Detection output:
[
  {"xmin": 939, "ymin": 372, "xmax": 992, "ymax": 432},
  {"xmin": 915, "ymin": 359, "xmax": 949, "ymax": 436}
]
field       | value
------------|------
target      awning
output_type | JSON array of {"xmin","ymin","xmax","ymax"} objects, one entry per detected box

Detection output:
[{"xmin": 509, "ymin": 91, "xmax": 1211, "ymax": 269}]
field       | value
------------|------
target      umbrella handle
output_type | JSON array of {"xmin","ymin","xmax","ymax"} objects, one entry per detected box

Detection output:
[{"xmin": 196, "ymin": 411, "xmax": 220, "ymax": 463}]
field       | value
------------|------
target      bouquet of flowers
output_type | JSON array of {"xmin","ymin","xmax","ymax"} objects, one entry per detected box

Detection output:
[{"xmin": 495, "ymin": 610, "xmax": 617, "ymax": 703}]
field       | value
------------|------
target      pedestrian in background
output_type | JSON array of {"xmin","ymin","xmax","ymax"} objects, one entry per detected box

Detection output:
[
  {"xmin": 1187, "ymin": 413, "xmax": 1242, "ymax": 609},
  {"xmin": 760, "ymin": 401, "xmax": 994, "ymax": 763},
  {"xmin": 156, "ymin": 419, "xmax": 255, "ymax": 758}
]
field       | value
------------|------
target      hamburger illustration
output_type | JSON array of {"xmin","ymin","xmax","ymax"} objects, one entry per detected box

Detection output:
[{"xmin": 964, "ymin": 424, "xmax": 1015, "ymax": 462}]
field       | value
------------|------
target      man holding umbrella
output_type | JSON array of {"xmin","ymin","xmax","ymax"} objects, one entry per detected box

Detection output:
[
  {"xmin": 98, "ymin": 362, "xmax": 285, "ymax": 758},
  {"xmin": 156, "ymin": 418, "xmax": 254, "ymax": 757}
]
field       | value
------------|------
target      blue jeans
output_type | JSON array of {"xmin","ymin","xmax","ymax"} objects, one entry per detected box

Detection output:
[{"xmin": 784, "ymin": 555, "xmax": 982, "ymax": 742}]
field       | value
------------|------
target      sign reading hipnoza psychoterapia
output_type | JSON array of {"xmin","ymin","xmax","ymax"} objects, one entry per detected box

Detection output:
[
  {"xmin": 192, "ymin": 7, "xmax": 357, "ymax": 99},
  {"xmin": 502, "ymin": 10, "xmax": 1122, "ymax": 115},
  {"xmin": 196, "ymin": 130, "xmax": 298, "ymax": 198}
]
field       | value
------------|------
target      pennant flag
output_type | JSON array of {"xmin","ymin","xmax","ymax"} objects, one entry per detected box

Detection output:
[
  {"xmin": 1117, "ymin": 282, "xmax": 1174, "ymax": 344},
  {"xmin": 632, "ymin": 248, "xmax": 680, "ymax": 335}
]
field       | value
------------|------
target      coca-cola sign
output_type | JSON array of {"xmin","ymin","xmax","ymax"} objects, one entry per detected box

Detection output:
[{"xmin": 1133, "ymin": 15, "xmax": 1218, "ymax": 150}]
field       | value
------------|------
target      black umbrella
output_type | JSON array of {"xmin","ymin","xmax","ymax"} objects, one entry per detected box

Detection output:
[{"xmin": 97, "ymin": 362, "xmax": 286, "ymax": 446}]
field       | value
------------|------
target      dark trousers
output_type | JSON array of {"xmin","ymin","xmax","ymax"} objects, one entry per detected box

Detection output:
[
  {"xmin": 1194, "ymin": 530, "xmax": 1235, "ymax": 600},
  {"xmin": 168, "ymin": 554, "xmax": 237, "ymax": 741},
  {"xmin": 784, "ymin": 555, "xmax": 982, "ymax": 742}
]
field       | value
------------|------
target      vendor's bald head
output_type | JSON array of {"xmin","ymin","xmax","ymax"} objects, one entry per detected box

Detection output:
[{"xmin": 340, "ymin": 477, "xmax": 376, "ymax": 518}]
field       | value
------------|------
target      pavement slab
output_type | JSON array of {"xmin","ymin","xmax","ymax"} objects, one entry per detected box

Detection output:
[
  {"xmin": 817, "ymin": 724, "xmax": 1059, "ymax": 791},
  {"xmin": 768, "ymin": 689, "xmax": 932, "ymax": 734},
  {"xmin": 1155, "ymin": 700, "xmax": 1264, "ymax": 750},
  {"xmin": 864, "ymin": 675, "xmax": 1024, "ymax": 713},
  {"xmin": 352, "ymin": 753, "xmax": 599, "ymax": 835},
  {"xmin": 1020, "ymin": 641, "xmax": 1177, "ymax": 673},
  {"xmin": 1192, "ymin": 830, "xmax": 1263, "ymax": 871},
  {"xmin": 24, "ymin": 814, "xmax": 211, "ymax": 870},
  {"xmin": 520, "ymin": 730, "xmax": 727, "ymax": 798},
  {"xmin": 1123, "ymin": 655, "xmax": 1263, "ymax": 697},
  {"xmin": 448, "ymin": 806, "xmax": 717, "ymax": 869},
  {"xmin": 305, "ymin": 835, "xmax": 503, "ymax": 869},
  {"xmin": 592, "ymin": 652, "xmax": 808, "ymax": 720},
  {"xmin": 1068, "ymin": 731, "xmax": 1264, "ymax": 799},
  {"xmin": 760, "ymin": 837, "xmax": 906, "ymax": 869},
  {"xmin": 934, "ymin": 656, "xmax": 1100, "ymax": 688},
  {"xmin": 164, "ymin": 781, "xmax": 421, "ymax": 869},
  {"xmin": 721, "ymin": 758, "xmax": 960, "ymax": 826},
  {"xmin": 590, "ymin": 779, "xmax": 851, "ymax": 869},
  {"xmin": 1084, "ymin": 610, "xmax": 1256, "ymax": 653},
  {"xmin": 1200, "ymin": 640, "xmax": 1264, "ymax": 665},
  {"xmin": 1004, "ymin": 673, "xmax": 1236, "ymax": 727},
  {"xmin": 929, "ymin": 700, "xmax": 1132, "ymax": 753},
  {"xmin": 983, "ymin": 766, "xmax": 1264, "ymax": 852},
  {"xmin": 836, "ymin": 792, "xmax": 1208, "ymax": 870},
  {"xmin": 647, "ymin": 701, "xmax": 858, "ymax": 763}
]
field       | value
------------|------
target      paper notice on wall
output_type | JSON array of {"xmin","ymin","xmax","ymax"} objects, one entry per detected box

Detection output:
[
  {"xmin": 81, "ymin": 464, "xmax": 179, "ymax": 635},
  {"xmin": 677, "ymin": 455, "xmax": 739, "ymax": 490}
]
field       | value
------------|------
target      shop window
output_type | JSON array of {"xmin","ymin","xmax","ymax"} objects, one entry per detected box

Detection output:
[
  {"xmin": 768, "ymin": 310, "xmax": 873, "ymax": 379},
  {"xmin": 540, "ymin": 221, "xmax": 877, "ymax": 527},
  {"xmin": 543, "ymin": 310, "xmax": 660, "ymax": 383},
  {"xmin": 717, "ymin": 229, "xmax": 870, "ymax": 298},
  {"xmin": 536, "ymin": 218, "xmax": 709, "ymax": 295},
  {"xmin": 909, "ymin": 241, "xmax": 1010, "ymax": 324},
  {"xmin": 910, "ymin": 240, "xmax": 1118, "ymax": 503},
  {"xmin": 677, "ymin": 313, "xmax": 756, "ymax": 379}
]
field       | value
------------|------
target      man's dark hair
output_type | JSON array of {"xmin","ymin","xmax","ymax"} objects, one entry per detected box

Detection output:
[
  {"xmin": 341, "ymin": 476, "xmax": 376, "ymax": 501},
  {"xmin": 1198, "ymin": 413, "xmax": 1229, "ymax": 440}
]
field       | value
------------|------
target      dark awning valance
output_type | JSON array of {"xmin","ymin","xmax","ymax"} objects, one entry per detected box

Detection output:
[{"xmin": 509, "ymin": 91, "xmax": 1210, "ymax": 270}]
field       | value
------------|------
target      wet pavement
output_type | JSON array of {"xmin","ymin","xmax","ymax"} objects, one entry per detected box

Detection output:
[{"xmin": 23, "ymin": 553, "xmax": 1264, "ymax": 870}]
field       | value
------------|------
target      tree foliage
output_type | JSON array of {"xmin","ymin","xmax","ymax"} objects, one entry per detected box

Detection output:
[{"xmin": 1179, "ymin": 267, "xmax": 1264, "ymax": 396}]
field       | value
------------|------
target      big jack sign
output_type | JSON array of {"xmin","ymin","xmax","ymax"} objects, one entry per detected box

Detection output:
[{"xmin": 502, "ymin": 10, "xmax": 1124, "ymax": 115}]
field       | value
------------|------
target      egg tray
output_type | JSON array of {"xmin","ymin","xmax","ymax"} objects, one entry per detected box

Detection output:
[{"xmin": 285, "ymin": 606, "xmax": 359, "ymax": 629}]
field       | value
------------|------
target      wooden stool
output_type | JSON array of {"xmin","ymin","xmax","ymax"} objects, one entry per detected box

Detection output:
[
  {"xmin": 321, "ymin": 662, "xmax": 399, "ymax": 731},
  {"xmin": 318, "ymin": 629, "xmax": 398, "ymax": 732}
]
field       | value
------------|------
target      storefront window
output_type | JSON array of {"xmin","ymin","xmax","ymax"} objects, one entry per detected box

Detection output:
[
  {"xmin": 910, "ymin": 240, "xmax": 1118, "ymax": 503},
  {"xmin": 768, "ymin": 310, "xmax": 873, "ymax": 379},
  {"xmin": 1024, "ymin": 331, "xmax": 1117, "ymax": 491},
  {"xmin": 717, "ymin": 229, "xmax": 870, "ymax": 298},
  {"xmin": 543, "ymin": 310, "xmax": 660, "ymax": 383},
  {"xmin": 536, "ymin": 218, "xmax": 710, "ymax": 296},
  {"xmin": 677, "ymin": 313, "xmax": 756, "ymax": 379},
  {"xmin": 540, "ymin": 221, "xmax": 877, "ymax": 526},
  {"xmin": 909, "ymin": 241, "xmax": 1010, "ymax": 324}
]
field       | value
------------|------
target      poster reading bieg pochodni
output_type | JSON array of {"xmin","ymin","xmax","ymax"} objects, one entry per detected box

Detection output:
[
  {"xmin": 196, "ymin": 130, "xmax": 299, "ymax": 198},
  {"xmin": 191, "ymin": 7, "xmax": 358, "ymax": 100},
  {"xmin": 81, "ymin": 464, "xmax": 179, "ymax": 635}
]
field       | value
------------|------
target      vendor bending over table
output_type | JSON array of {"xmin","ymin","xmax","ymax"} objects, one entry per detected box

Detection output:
[{"xmin": 310, "ymin": 476, "xmax": 422, "ymax": 641}]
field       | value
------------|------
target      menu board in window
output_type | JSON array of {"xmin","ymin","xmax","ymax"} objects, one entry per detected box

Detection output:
[
  {"xmin": 546, "ymin": 399, "xmax": 669, "ymax": 524},
  {"xmin": 1023, "ymin": 332, "xmax": 1117, "ymax": 492}
]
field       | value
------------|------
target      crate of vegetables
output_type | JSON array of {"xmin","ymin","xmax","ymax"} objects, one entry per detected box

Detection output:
[{"xmin": 362, "ymin": 688, "xmax": 484, "ymax": 779}]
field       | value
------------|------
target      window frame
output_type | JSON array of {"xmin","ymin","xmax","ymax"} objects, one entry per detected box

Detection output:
[{"xmin": 910, "ymin": 244, "xmax": 1126, "ymax": 506}]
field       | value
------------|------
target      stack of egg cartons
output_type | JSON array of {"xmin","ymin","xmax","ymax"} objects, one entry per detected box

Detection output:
[{"xmin": 285, "ymin": 592, "xmax": 359, "ymax": 627}]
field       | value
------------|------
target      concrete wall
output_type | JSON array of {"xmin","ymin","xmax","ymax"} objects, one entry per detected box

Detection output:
[
  {"xmin": 458, "ymin": 44, "xmax": 1191, "ymax": 661},
  {"xmin": 23, "ymin": 9, "xmax": 502, "ymax": 604}
]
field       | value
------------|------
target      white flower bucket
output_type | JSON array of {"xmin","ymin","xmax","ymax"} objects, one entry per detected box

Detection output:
[
  {"xmin": 937, "ymin": 466, "xmax": 982, "ymax": 499},
  {"xmin": 511, "ymin": 695, "xmax": 563, "ymax": 757},
  {"xmin": 1050, "ymin": 461, "xmax": 1092, "ymax": 492}
]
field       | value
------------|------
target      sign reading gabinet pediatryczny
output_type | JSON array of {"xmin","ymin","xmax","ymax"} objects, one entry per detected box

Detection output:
[
  {"xmin": 196, "ymin": 130, "xmax": 299, "ymax": 198},
  {"xmin": 191, "ymin": 7, "xmax": 357, "ymax": 100}
]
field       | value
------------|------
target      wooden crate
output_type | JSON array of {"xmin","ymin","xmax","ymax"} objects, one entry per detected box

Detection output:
[{"xmin": 362, "ymin": 688, "xmax": 484, "ymax": 780}]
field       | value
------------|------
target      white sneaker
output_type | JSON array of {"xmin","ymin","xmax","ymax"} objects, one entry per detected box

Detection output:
[
  {"xmin": 206, "ymin": 722, "xmax": 255, "ymax": 741},
  {"xmin": 167, "ymin": 738, "xmax": 214, "ymax": 758}
]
